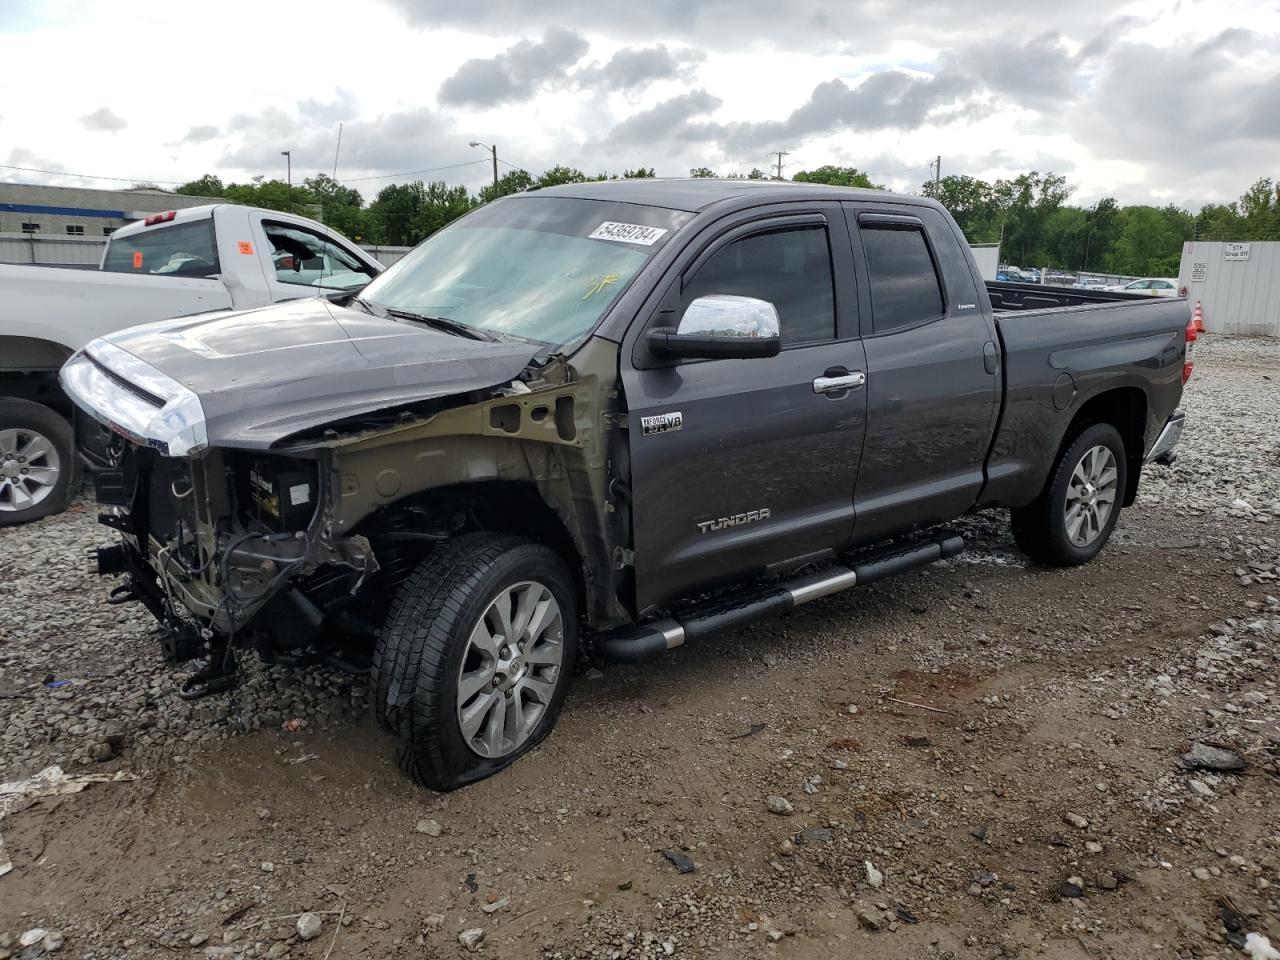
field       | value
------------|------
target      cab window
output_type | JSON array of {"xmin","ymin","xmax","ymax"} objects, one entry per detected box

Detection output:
[
  {"xmin": 102, "ymin": 219, "xmax": 220, "ymax": 278},
  {"xmin": 264, "ymin": 222, "xmax": 376, "ymax": 291}
]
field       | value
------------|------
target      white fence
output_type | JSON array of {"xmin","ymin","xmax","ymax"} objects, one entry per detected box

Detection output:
[
  {"xmin": 1178, "ymin": 241, "xmax": 1280, "ymax": 337},
  {"xmin": 0, "ymin": 233, "xmax": 413, "ymax": 269}
]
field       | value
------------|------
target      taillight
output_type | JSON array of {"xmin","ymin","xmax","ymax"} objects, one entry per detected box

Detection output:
[
  {"xmin": 1183, "ymin": 317, "xmax": 1197, "ymax": 384},
  {"xmin": 143, "ymin": 211, "xmax": 177, "ymax": 226}
]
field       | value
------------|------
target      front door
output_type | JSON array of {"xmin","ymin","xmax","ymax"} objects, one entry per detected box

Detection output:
[{"xmin": 623, "ymin": 208, "xmax": 867, "ymax": 616}]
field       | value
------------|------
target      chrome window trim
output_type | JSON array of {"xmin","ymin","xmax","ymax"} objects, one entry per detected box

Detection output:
[{"xmin": 59, "ymin": 338, "xmax": 208, "ymax": 457}]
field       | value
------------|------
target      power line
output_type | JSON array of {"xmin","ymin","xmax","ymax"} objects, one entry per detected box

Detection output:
[
  {"xmin": 336, "ymin": 159, "xmax": 490, "ymax": 183},
  {"xmin": 0, "ymin": 157, "xmax": 492, "ymax": 188},
  {"xmin": 0, "ymin": 161, "xmax": 186, "ymax": 185}
]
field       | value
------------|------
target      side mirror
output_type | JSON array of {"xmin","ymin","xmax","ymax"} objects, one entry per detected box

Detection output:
[{"xmin": 647, "ymin": 295, "xmax": 781, "ymax": 360}]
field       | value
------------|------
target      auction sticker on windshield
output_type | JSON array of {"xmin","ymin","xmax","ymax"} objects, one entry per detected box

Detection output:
[{"xmin": 589, "ymin": 221, "xmax": 669, "ymax": 246}]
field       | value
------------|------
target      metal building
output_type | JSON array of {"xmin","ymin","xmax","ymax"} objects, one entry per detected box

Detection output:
[
  {"xmin": 0, "ymin": 182, "xmax": 221, "ymax": 238},
  {"xmin": 1178, "ymin": 241, "xmax": 1280, "ymax": 337}
]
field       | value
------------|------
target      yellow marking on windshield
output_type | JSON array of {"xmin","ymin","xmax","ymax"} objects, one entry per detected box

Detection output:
[{"xmin": 582, "ymin": 273, "xmax": 620, "ymax": 300}]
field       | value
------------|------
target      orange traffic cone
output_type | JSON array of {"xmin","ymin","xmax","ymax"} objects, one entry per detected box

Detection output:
[{"xmin": 1193, "ymin": 301, "xmax": 1205, "ymax": 333}]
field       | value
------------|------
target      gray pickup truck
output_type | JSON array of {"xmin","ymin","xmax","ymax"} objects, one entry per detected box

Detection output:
[{"xmin": 61, "ymin": 180, "xmax": 1191, "ymax": 790}]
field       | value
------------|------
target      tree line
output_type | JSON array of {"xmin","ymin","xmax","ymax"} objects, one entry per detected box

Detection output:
[
  {"xmin": 173, "ymin": 165, "xmax": 1280, "ymax": 278},
  {"xmin": 922, "ymin": 172, "xmax": 1280, "ymax": 277}
]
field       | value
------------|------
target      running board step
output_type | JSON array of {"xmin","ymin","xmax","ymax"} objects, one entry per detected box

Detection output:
[{"xmin": 594, "ymin": 531, "xmax": 964, "ymax": 664}]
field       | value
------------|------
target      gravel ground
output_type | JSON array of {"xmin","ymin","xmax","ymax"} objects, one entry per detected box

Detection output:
[{"xmin": 1, "ymin": 334, "xmax": 1279, "ymax": 960}]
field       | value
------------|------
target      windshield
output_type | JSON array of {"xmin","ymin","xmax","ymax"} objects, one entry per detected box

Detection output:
[
  {"xmin": 358, "ymin": 196, "xmax": 692, "ymax": 350},
  {"xmin": 102, "ymin": 218, "xmax": 220, "ymax": 278}
]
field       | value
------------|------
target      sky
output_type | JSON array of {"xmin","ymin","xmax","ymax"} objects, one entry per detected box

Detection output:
[{"xmin": 2, "ymin": 0, "xmax": 1279, "ymax": 210}]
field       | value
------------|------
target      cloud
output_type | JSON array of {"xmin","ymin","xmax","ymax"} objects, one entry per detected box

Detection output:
[
  {"xmin": 946, "ymin": 32, "xmax": 1078, "ymax": 101},
  {"xmin": 603, "ymin": 90, "xmax": 723, "ymax": 147},
  {"xmin": 221, "ymin": 105, "xmax": 456, "ymax": 181},
  {"xmin": 386, "ymin": 0, "xmax": 1122, "ymax": 52},
  {"xmin": 577, "ymin": 44, "xmax": 704, "ymax": 92},
  {"xmin": 181, "ymin": 124, "xmax": 219, "ymax": 144},
  {"xmin": 438, "ymin": 27, "xmax": 589, "ymax": 107},
  {"xmin": 79, "ymin": 106, "xmax": 127, "ymax": 133},
  {"xmin": 5, "ymin": 147, "xmax": 66, "ymax": 175}
]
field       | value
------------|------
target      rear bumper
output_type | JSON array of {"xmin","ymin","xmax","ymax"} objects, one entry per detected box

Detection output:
[{"xmin": 1145, "ymin": 410, "xmax": 1185, "ymax": 465}]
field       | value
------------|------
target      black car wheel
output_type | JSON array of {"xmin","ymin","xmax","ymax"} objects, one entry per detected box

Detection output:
[
  {"xmin": 1011, "ymin": 422, "xmax": 1128, "ymax": 567},
  {"xmin": 371, "ymin": 532, "xmax": 578, "ymax": 791}
]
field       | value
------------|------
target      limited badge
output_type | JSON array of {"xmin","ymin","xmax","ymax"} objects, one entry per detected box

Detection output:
[{"xmin": 641, "ymin": 412, "xmax": 683, "ymax": 436}]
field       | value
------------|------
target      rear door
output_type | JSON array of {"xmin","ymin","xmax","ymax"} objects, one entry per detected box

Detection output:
[
  {"xmin": 843, "ymin": 202, "xmax": 1000, "ymax": 546},
  {"xmin": 623, "ymin": 204, "xmax": 867, "ymax": 615}
]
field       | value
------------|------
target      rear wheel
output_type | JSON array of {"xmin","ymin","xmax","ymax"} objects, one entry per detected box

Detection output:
[
  {"xmin": 1010, "ymin": 422, "xmax": 1127, "ymax": 566},
  {"xmin": 372, "ymin": 532, "xmax": 578, "ymax": 791},
  {"xmin": 0, "ymin": 399, "xmax": 75, "ymax": 527}
]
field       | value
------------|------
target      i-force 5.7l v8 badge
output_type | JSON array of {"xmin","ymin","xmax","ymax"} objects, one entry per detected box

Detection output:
[{"xmin": 641, "ymin": 412, "xmax": 683, "ymax": 436}]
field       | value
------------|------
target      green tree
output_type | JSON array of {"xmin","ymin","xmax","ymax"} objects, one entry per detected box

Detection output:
[
  {"xmin": 622, "ymin": 167, "xmax": 656, "ymax": 178},
  {"xmin": 175, "ymin": 174, "xmax": 225, "ymax": 197},
  {"xmin": 477, "ymin": 169, "xmax": 534, "ymax": 204},
  {"xmin": 367, "ymin": 181, "xmax": 427, "ymax": 246},
  {"xmin": 922, "ymin": 175, "xmax": 1001, "ymax": 241},
  {"xmin": 303, "ymin": 173, "xmax": 367, "ymax": 239},
  {"xmin": 689, "ymin": 167, "xmax": 718, "ymax": 178},
  {"xmin": 536, "ymin": 165, "xmax": 590, "ymax": 188},
  {"xmin": 793, "ymin": 165, "xmax": 882, "ymax": 189},
  {"xmin": 413, "ymin": 181, "xmax": 475, "ymax": 239}
]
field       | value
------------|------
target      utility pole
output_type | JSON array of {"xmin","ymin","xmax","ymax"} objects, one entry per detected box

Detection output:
[
  {"xmin": 280, "ymin": 150, "xmax": 292, "ymax": 212},
  {"xmin": 470, "ymin": 140, "xmax": 499, "ymax": 197},
  {"xmin": 332, "ymin": 123, "xmax": 343, "ymax": 179},
  {"xmin": 930, "ymin": 155, "xmax": 941, "ymax": 189},
  {"xmin": 772, "ymin": 151, "xmax": 789, "ymax": 180}
]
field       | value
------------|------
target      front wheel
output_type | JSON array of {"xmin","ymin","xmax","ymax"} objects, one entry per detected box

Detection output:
[
  {"xmin": 1011, "ymin": 422, "xmax": 1128, "ymax": 567},
  {"xmin": 0, "ymin": 398, "xmax": 76, "ymax": 527},
  {"xmin": 372, "ymin": 533, "xmax": 578, "ymax": 791}
]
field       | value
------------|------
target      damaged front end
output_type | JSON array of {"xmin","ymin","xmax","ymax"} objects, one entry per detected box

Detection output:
[
  {"xmin": 93, "ymin": 443, "xmax": 376, "ymax": 692},
  {"xmin": 63, "ymin": 343, "xmax": 379, "ymax": 695}
]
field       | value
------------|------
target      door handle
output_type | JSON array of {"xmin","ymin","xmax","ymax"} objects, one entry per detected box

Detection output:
[{"xmin": 812, "ymin": 371, "xmax": 866, "ymax": 394}]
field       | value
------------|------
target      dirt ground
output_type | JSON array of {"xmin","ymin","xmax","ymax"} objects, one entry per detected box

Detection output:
[{"xmin": 3, "ymin": 337, "xmax": 1279, "ymax": 960}]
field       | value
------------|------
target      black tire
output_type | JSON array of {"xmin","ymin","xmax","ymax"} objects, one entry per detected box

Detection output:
[
  {"xmin": 1010, "ymin": 422, "xmax": 1128, "ymax": 567},
  {"xmin": 371, "ymin": 532, "xmax": 578, "ymax": 791},
  {"xmin": 0, "ymin": 398, "xmax": 76, "ymax": 527}
]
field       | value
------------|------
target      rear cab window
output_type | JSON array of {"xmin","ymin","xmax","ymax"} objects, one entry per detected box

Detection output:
[
  {"xmin": 859, "ymin": 219, "xmax": 944, "ymax": 332},
  {"xmin": 102, "ymin": 219, "xmax": 221, "ymax": 278}
]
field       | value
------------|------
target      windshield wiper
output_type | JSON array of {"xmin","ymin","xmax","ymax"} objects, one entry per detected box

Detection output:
[{"xmin": 382, "ymin": 307, "xmax": 498, "ymax": 342}]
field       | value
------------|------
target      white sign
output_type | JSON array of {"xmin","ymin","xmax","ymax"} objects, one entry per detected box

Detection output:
[
  {"xmin": 589, "ymin": 221, "xmax": 668, "ymax": 246},
  {"xmin": 1191, "ymin": 262, "xmax": 1207, "ymax": 282},
  {"xmin": 1224, "ymin": 243, "xmax": 1251, "ymax": 262}
]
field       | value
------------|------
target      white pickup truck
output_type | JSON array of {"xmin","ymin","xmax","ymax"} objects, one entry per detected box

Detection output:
[{"xmin": 0, "ymin": 203, "xmax": 382, "ymax": 525}]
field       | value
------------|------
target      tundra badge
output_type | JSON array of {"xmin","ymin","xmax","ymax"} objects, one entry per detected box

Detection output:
[
  {"xmin": 697, "ymin": 508, "xmax": 771, "ymax": 534},
  {"xmin": 641, "ymin": 412, "xmax": 683, "ymax": 436}
]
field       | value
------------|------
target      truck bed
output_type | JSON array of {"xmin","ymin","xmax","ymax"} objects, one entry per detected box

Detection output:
[
  {"xmin": 986, "ymin": 280, "xmax": 1150, "ymax": 312},
  {"xmin": 979, "ymin": 289, "xmax": 1190, "ymax": 510}
]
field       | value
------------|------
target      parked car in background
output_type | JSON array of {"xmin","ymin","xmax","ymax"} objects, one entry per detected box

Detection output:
[
  {"xmin": 1075, "ymin": 277, "xmax": 1109, "ymax": 289},
  {"xmin": 64, "ymin": 179, "xmax": 1191, "ymax": 790},
  {"xmin": 1106, "ymin": 278, "xmax": 1179, "ymax": 296},
  {"xmin": 0, "ymin": 204, "xmax": 382, "ymax": 525}
]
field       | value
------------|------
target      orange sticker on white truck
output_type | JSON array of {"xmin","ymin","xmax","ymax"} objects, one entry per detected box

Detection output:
[
  {"xmin": 132, "ymin": 251, "xmax": 143, "ymax": 269},
  {"xmin": 237, "ymin": 241, "xmax": 254, "ymax": 255}
]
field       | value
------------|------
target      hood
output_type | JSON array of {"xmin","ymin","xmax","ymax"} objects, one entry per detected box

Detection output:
[{"xmin": 77, "ymin": 298, "xmax": 540, "ymax": 450}]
